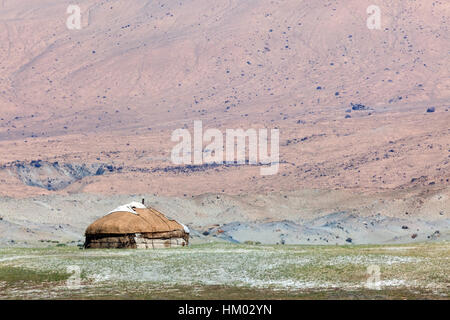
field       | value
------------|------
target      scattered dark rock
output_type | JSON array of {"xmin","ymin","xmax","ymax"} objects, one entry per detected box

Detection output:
[
  {"xmin": 30, "ymin": 160, "xmax": 42, "ymax": 168},
  {"xmin": 411, "ymin": 233, "xmax": 418, "ymax": 239},
  {"xmin": 428, "ymin": 230, "xmax": 440, "ymax": 240},
  {"xmin": 345, "ymin": 237, "xmax": 352, "ymax": 243},
  {"xmin": 426, "ymin": 107, "xmax": 435, "ymax": 113},
  {"xmin": 350, "ymin": 103, "xmax": 369, "ymax": 111},
  {"xmin": 410, "ymin": 176, "xmax": 427, "ymax": 183},
  {"xmin": 401, "ymin": 225, "xmax": 409, "ymax": 230}
]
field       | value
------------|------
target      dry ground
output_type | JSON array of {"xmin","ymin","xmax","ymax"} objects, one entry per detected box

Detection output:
[{"xmin": 0, "ymin": 0, "xmax": 448, "ymax": 197}]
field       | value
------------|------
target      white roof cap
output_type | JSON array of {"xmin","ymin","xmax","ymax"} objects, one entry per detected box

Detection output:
[
  {"xmin": 180, "ymin": 223, "xmax": 190, "ymax": 233},
  {"xmin": 108, "ymin": 201, "xmax": 147, "ymax": 215}
]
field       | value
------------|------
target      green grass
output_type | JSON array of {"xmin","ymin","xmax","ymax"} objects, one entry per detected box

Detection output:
[
  {"xmin": 0, "ymin": 266, "xmax": 69, "ymax": 283},
  {"xmin": 0, "ymin": 242, "xmax": 448, "ymax": 299}
]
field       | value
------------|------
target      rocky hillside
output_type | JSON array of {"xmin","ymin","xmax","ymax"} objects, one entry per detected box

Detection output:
[
  {"xmin": 0, "ymin": 0, "xmax": 448, "ymax": 197},
  {"xmin": 0, "ymin": 1, "xmax": 448, "ymax": 245},
  {"xmin": 0, "ymin": 187, "xmax": 448, "ymax": 246}
]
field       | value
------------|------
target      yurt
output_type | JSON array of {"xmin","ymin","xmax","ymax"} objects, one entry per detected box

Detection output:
[{"xmin": 84, "ymin": 201, "xmax": 189, "ymax": 249}]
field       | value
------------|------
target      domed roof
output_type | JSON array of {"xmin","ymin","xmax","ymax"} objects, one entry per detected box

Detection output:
[{"xmin": 85, "ymin": 202, "xmax": 188, "ymax": 235}]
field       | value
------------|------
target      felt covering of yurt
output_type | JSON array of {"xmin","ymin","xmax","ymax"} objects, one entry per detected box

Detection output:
[{"xmin": 84, "ymin": 202, "xmax": 189, "ymax": 249}]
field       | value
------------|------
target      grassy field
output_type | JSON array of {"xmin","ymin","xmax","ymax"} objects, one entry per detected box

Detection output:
[{"xmin": 0, "ymin": 242, "xmax": 448, "ymax": 299}]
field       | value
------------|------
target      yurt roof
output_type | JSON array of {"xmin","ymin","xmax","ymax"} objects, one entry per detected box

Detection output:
[{"xmin": 85, "ymin": 202, "xmax": 188, "ymax": 235}]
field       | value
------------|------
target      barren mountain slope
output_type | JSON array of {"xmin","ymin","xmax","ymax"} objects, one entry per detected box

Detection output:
[{"xmin": 0, "ymin": 0, "xmax": 448, "ymax": 197}]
